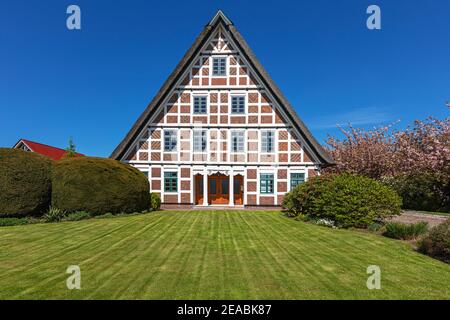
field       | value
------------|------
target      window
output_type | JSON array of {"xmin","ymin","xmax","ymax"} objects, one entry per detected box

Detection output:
[
  {"xmin": 193, "ymin": 130, "xmax": 207, "ymax": 152},
  {"xmin": 260, "ymin": 173, "xmax": 274, "ymax": 194},
  {"xmin": 261, "ymin": 131, "xmax": 275, "ymax": 153},
  {"xmin": 290, "ymin": 173, "xmax": 305, "ymax": 190},
  {"xmin": 231, "ymin": 131, "xmax": 244, "ymax": 152},
  {"xmin": 212, "ymin": 57, "xmax": 226, "ymax": 76},
  {"xmin": 164, "ymin": 130, "xmax": 177, "ymax": 151},
  {"xmin": 193, "ymin": 96, "xmax": 207, "ymax": 114},
  {"xmin": 209, "ymin": 179, "xmax": 217, "ymax": 194},
  {"xmin": 231, "ymin": 96, "xmax": 245, "ymax": 113},
  {"xmin": 164, "ymin": 172, "xmax": 177, "ymax": 192}
]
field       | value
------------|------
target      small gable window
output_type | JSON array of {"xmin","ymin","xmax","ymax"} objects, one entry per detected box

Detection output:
[
  {"xmin": 261, "ymin": 131, "xmax": 275, "ymax": 153},
  {"xmin": 212, "ymin": 57, "xmax": 227, "ymax": 76},
  {"xmin": 164, "ymin": 130, "xmax": 177, "ymax": 152},
  {"xmin": 231, "ymin": 96, "xmax": 245, "ymax": 114},
  {"xmin": 164, "ymin": 172, "xmax": 178, "ymax": 192},
  {"xmin": 193, "ymin": 96, "xmax": 207, "ymax": 114}
]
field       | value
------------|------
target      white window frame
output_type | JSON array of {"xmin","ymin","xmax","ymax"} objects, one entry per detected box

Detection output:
[
  {"xmin": 163, "ymin": 171, "xmax": 178, "ymax": 193},
  {"xmin": 211, "ymin": 56, "xmax": 227, "ymax": 77},
  {"xmin": 261, "ymin": 130, "xmax": 275, "ymax": 153},
  {"xmin": 230, "ymin": 130, "xmax": 245, "ymax": 153},
  {"xmin": 164, "ymin": 129, "xmax": 178, "ymax": 152},
  {"xmin": 193, "ymin": 95, "xmax": 208, "ymax": 114},
  {"xmin": 193, "ymin": 130, "xmax": 207, "ymax": 153},
  {"xmin": 231, "ymin": 95, "xmax": 246, "ymax": 114}
]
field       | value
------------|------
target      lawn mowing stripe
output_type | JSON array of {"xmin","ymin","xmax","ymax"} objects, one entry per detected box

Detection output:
[
  {"xmin": 6, "ymin": 217, "xmax": 147, "ymax": 298},
  {"xmin": 142, "ymin": 210, "xmax": 204, "ymax": 299},
  {"xmin": 192, "ymin": 211, "xmax": 218, "ymax": 299},
  {"xmin": 223, "ymin": 211, "xmax": 256, "ymax": 299},
  {"xmin": 13, "ymin": 213, "xmax": 171, "ymax": 299},
  {"xmin": 0, "ymin": 211, "xmax": 449, "ymax": 299},
  {"xmin": 233, "ymin": 211, "xmax": 293, "ymax": 299},
  {"xmin": 261, "ymin": 214, "xmax": 408, "ymax": 299},
  {"xmin": 0, "ymin": 219, "xmax": 114, "ymax": 264},
  {"xmin": 234, "ymin": 211, "xmax": 297, "ymax": 299},
  {"xmin": 194, "ymin": 212, "xmax": 223, "ymax": 299},
  {"xmin": 248, "ymin": 213, "xmax": 339, "ymax": 299},
  {"xmin": 0, "ymin": 216, "xmax": 143, "ymax": 286},
  {"xmin": 164, "ymin": 211, "xmax": 206, "ymax": 299},
  {"xmin": 87, "ymin": 211, "xmax": 191, "ymax": 299},
  {"xmin": 270, "ymin": 214, "xmax": 449, "ymax": 298},
  {"xmin": 258, "ymin": 214, "xmax": 400, "ymax": 298},
  {"xmin": 126, "ymin": 211, "xmax": 203, "ymax": 299},
  {"xmin": 108, "ymin": 212, "xmax": 190, "ymax": 299}
]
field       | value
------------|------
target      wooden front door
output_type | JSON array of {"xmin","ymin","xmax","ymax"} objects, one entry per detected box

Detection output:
[
  {"xmin": 233, "ymin": 175, "xmax": 244, "ymax": 205},
  {"xmin": 195, "ymin": 175, "xmax": 204, "ymax": 205},
  {"xmin": 208, "ymin": 174, "xmax": 229, "ymax": 205}
]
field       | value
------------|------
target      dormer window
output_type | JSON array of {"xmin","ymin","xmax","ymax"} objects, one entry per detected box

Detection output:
[{"xmin": 212, "ymin": 57, "xmax": 227, "ymax": 76}]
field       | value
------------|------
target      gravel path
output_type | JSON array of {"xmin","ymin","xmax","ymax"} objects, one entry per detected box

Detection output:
[{"xmin": 389, "ymin": 210, "xmax": 449, "ymax": 228}]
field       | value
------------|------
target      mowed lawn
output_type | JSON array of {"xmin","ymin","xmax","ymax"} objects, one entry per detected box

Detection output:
[{"xmin": 0, "ymin": 211, "xmax": 449, "ymax": 299}]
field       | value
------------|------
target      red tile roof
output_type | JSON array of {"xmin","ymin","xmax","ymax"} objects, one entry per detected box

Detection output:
[{"xmin": 16, "ymin": 139, "xmax": 84, "ymax": 160}]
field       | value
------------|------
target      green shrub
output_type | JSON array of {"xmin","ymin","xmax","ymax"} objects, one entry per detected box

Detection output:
[
  {"xmin": 52, "ymin": 157, "xmax": 150, "ymax": 215},
  {"xmin": 368, "ymin": 222, "xmax": 384, "ymax": 232},
  {"xmin": 282, "ymin": 173, "xmax": 402, "ymax": 228},
  {"xmin": 0, "ymin": 148, "xmax": 52, "ymax": 217},
  {"xmin": 149, "ymin": 193, "xmax": 161, "ymax": 211},
  {"xmin": 0, "ymin": 217, "xmax": 29, "ymax": 227},
  {"xmin": 418, "ymin": 220, "xmax": 450, "ymax": 263},
  {"xmin": 383, "ymin": 172, "xmax": 449, "ymax": 213},
  {"xmin": 383, "ymin": 221, "xmax": 428, "ymax": 240},
  {"xmin": 43, "ymin": 206, "xmax": 66, "ymax": 223},
  {"xmin": 63, "ymin": 211, "xmax": 91, "ymax": 221}
]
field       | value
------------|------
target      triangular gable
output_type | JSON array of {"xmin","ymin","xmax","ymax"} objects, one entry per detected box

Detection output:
[{"xmin": 110, "ymin": 10, "xmax": 334, "ymax": 166}]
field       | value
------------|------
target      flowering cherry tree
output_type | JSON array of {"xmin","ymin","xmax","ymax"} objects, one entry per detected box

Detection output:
[{"xmin": 325, "ymin": 117, "xmax": 450, "ymax": 179}]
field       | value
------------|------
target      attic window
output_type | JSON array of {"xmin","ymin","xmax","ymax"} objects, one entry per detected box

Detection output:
[{"xmin": 212, "ymin": 57, "xmax": 227, "ymax": 76}]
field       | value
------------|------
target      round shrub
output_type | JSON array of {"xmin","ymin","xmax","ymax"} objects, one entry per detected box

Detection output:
[
  {"xmin": 282, "ymin": 173, "xmax": 402, "ymax": 228},
  {"xmin": 0, "ymin": 148, "xmax": 52, "ymax": 217},
  {"xmin": 383, "ymin": 172, "xmax": 449, "ymax": 213},
  {"xmin": 418, "ymin": 220, "xmax": 450, "ymax": 263},
  {"xmin": 52, "ymin": 157, "xmax": 150, "ymax": 214},
  {"xmin": 149, "ymin": 193, "xmax": 161, "ymax": 211}
]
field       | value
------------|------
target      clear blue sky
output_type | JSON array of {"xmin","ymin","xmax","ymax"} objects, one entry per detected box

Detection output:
[{"xmin": 1, "ymin": 0, "xmax": 449, "ymax": 157}]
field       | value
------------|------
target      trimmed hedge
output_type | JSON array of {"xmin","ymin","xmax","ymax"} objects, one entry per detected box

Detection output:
[
  {"xmin": 283, "ymin": 173, "xmax": 402, "ymax": 228},
  {"xmin": 0, "ymin": 148, "xmax": 52, "ymax": 217},
  {"xmin": 52, "ymin": 157, "xmax": 150, "ymax": 214},
  {"xmin": 383, "ymin": 172, "xmax": 449, "ymax": 213}
]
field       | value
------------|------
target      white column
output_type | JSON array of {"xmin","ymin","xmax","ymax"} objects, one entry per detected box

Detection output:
[
  {"xmin": 203, "ymin": 171, "xmax": 208, "ymax": 206},
  {"xmin": 229, "ymin": 173, "xmax": 234, "ymax": 206}
]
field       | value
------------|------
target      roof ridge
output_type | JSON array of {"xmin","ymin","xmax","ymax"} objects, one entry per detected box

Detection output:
[
  {"xmin": 208, "ymin": 10, "xmax": 233, "ymax": 26},
  {"xmin": 19, "ymin": 139, "xmax": 84, "ymax": 156}
]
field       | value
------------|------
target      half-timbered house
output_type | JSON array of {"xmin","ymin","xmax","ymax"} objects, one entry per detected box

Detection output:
[{"xmin": 111, "ymin": 11, "xmax": 333, "ymax": 208}]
